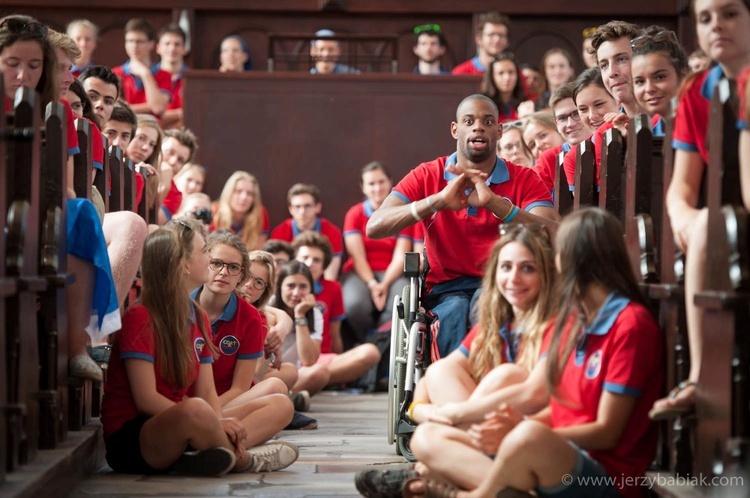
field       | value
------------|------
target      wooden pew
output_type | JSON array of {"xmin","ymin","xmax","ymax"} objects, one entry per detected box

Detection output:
[
  {"xmin": 573, "ymin": 139, "xmax": 596, "ymax": 209},
  {"xmin": 73, "ymin": 119, "xmax": 92, "ymax": 201},
  {"xmin": 123, "ymin": 158, "xmax": 136, "ymax": 212},
  {"xmin": 554, "ymin": 149, "xmax": 573, "ymax": 216},
  {"xmin": 0, "ymin": 77, "xmax": 16, "ymax": 483},
  {"xmin": 108, "ymin": 145, "xmax": 124, "ymax": 212},
  {"xmin": 5, "ymin": 88, "xmax": 45, "ymax": 468},
  {"xmin": 92, "ymin": 136, "xmax": 110, "ymax": 213},
  {"xmin": 37, "ymin": 102, "xmax": 70, "ymax": 449},
  {"xmin": 598, "ymin": 127, "xmax": 625, "ymax": 224},
  {"xmin": 692, "ymin": 78, "xmax": 749, "ymax": 478}
]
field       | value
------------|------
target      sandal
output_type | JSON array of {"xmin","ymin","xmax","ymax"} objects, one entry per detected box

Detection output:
[
  {"xmin": 648, "ymin": 380, "xmax": 697, "ymax": 421},
  {"xmin": 403, "ymin": 477, "xmax": 459, "ymax": 498}
]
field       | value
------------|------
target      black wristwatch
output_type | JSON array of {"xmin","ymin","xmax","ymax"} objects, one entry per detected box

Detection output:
[{"xmin": 294, "ymin": 317, "xmax": 309, "ymax": 327}]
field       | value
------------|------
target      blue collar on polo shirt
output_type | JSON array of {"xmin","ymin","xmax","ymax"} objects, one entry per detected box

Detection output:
[
  {"xmin": 313, "ymin": 280, "xmax": 323, "ymax": 294},
  {"xmin": 652, "ymin": 116, "xmax": 665, "ymax": 137},
  {"xmin": 471, "ymin": 56, "xmax": 486, "ymax": 72},
  {"xmin": 291, "ymin": 218, "xmax": 321, "ymax": 238},
  {"xmin": 443, "ymin": 152, "xmax": 509, "ymax": 216},
  {"xmin": 363, "ymin": 199, "xmax": 375, "ymax": 217},
  {"xmin": 701, "ymin": 64, "xmax": 725, "ymax": 100},
  {"xmin": 190, "ymin": 286, "xmax": 239, "ymax": 337},
  {"xmin": 498, "ymin": 320, "xmax": 521, "ymax": 363},
  {"xmin": 574, "ymin": 291, "xmax": 630, "ymax": 366},
  {"xmin": 120, "ymin": 61, "xmax": 162, "ymax": 91},
  {"xmin": 562, "ymin": 142, "xmax": 572, "ymax": 153},
  {"xmin": 155, "ymin": 62, "xmax": 188, "ymax": 82}
]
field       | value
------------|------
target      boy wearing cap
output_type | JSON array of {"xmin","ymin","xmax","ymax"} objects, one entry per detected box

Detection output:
[{"xmin": 309, "ymin": 29, "xmax": 360, "ymax": 74}]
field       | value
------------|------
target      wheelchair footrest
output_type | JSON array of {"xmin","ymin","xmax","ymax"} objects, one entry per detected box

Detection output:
[{"xmin": 396, "ymin": 418, "xmax": 416, "ymax": 436}]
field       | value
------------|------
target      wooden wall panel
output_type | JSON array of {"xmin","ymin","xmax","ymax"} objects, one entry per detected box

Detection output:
[{"xmin": 182, "ymin": 72, "xmax": 480, "ymax": 228}]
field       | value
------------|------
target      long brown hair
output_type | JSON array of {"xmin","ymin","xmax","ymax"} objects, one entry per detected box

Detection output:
[
  {"xmin": 140, "ymin": 219, "xmax": 214, "ymax": 389},
  {"xmin": 212, "ymin": 171, "xmax": 265, "ymax": 250},
  {"xmin": 469, "ymin": 225, "xmax": 555, "ymax": 380},
  {"xmin": 0, "ymin": 15, "xmax": 59, "ymax": 108},
  {"xmin": 246, "ymin": 250, "xmax": 276, "ymax": 309},
  {"xmin": 546, "ymin": 208, "xmax": 644, "ymax": 393}
]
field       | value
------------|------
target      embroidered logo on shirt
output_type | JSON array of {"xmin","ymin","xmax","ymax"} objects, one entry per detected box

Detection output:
[
  {"xmin": 585, "ymin": 350, "xmax": 603, "ymax": 379},
  {"xmin": 220, "ymin": 335, "xmax": 240, "ymax": 355},
  {"xmin": 315, "ymin": 300, "xmax": 328, "ymax": 316},
  {"xmin": 194, "ymin": 337, "xmax": 206, "ymax": 360}
]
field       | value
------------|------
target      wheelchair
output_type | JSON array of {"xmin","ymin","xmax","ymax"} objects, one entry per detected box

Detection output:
[{"xmin": 387, "ymin": 252, "xmax": 431, "ymax": 461}]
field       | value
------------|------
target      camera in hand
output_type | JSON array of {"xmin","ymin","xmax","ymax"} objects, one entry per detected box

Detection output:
[{"xmin": 193, "ymin": 208, "xmax": 212, "ymax": 224}]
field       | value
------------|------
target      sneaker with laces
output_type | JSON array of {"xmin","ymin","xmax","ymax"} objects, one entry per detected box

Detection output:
[
  {"xmin": 247, "ymin": 441, "xmax": 299, "ymax": 472},
  {"xmin": 354, "ymin": 467, "xmax": 418, "ymax": 498},
  {"xmin": 171, "ymin": 447, "xmax": 236, "ymax": 477},
  {"xmin": 291, "ymin": 390, "xmax": 311, "ymax": 412},
  {"xmin": 285, "ymin": 411, "xmax": 318, "ymax": 430}
]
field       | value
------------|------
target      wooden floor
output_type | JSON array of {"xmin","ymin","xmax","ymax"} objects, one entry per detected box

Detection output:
[{"xmin": 65, "ymin": 391, "xmax": 409, "ymax": 497}]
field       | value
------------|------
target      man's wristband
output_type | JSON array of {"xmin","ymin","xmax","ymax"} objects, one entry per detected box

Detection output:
[
  {"xmin": 410, "ymin": 201, "xmax": 423, "ymax": 222},
  {"xmin": 425, "ymin": 196, "xmax": 439, "ymax": 214}
]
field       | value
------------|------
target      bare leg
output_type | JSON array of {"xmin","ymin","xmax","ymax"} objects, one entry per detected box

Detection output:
[
  {"xmin": 652, "ymin": 209, "xmax": 707, "ymax": 412},
  {"xmin": 245, "ymin": 377, "xmax": 288, "ymax": 399},
  {"xmin": 262, "ymin": 362, "xmax": 299, "ymax": 391},
  {"xmin": 223, "ymin": 393, "xmax": 294, "ymax": 447},
  {"xmin": 410, "ymin": 422, "xmax": 493, "ymax": 490},
  {"xmin": 423, "ymin": 357, "xmax": 478, "ymax": 405},
  {"xmin": 470, "ymin": 364, "xmax": 528, "ymax": 400},
  {"xmin": 139, "ymin": 397, "xmax": 250, "ymax": 471},
  {"xmin": 326, "ymin": 343, "xmax": 381, "ymax": 385},
  {"xmin": 458, "ymin": 421, "xmax": 577, "ymax": 498},
  {"xmin": 294, "ymin": 364, "xmax": 330, "ymax": 395},
  {"xmin": 102, "ymin": 211, "xmax": 147, "ymax": 307}
]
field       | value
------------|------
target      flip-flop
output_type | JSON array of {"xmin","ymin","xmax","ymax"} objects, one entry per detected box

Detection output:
[
  {"xmin": 402, "ymin": 477, "xmax": 459, "ymax": 498},
  {"xmin": 648, "ymin": 380, "xmax": 697, "ymax": 421}
]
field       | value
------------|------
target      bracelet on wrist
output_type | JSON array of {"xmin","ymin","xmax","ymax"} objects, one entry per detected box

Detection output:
[
  {"xmin": 407, "ymin": 399, "xmax": 427, "ymax": 422},
  {"xmin": 367, "ymin": 279, "xmax": 378, "ymax": 289},
  {"xmin": 425, "ymin": 196, "xmax": 439, "ymax": 214},
  {"xmin": 410, "ymin": 201, "xmax": 423, "ymax": 222},
  {"xmin": 294, "ymin": 317, "xmax": 309, "ymax": 327},
  {"xmin": 504, "ymin": 205, "xmax": 521, "ymax": 222}
]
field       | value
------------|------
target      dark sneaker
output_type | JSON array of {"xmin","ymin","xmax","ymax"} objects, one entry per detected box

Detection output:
[
  {"xmin": 354, "ymin": 467, "xmax": 418, "ymax": 498},
  {"xmin": 285, "ymin": 411, "xmax": 318, "ymax": 430},
  {"xmin": 247, "ymin": 441, "xmax": 299, "ymax": 472},
  {"xmin": 171, "ymin": 447, "xmax": 235, "ymax": 477},
  {"xmin": 291, "ymin": 390, "xmax": 311, "ymax": 411}
]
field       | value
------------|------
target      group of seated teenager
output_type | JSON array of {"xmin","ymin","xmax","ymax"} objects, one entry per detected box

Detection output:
[
  {"xmin": 4, "ymin": 0, "xmax": 750, "ymax": 487},
  {"xmin": 353, "ymin": 0, "xmax": 750, "ymax": 496}
]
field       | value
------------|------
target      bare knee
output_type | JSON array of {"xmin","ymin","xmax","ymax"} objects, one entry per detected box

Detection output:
[
  {"xmin": 477, "ymin": 363, "xmax": 528, "ymax": 392},
  {"xmin": 498, "ymin": 420, "xmax": 555, "ymax": 457},
  {"xmin": 176, "ymin": 397, "xmax": 219, "ymax": 430},
  {"xmin": 357, "ymin": 343, "xmax": 381, "ymax": 366},
  {"xmin": 264, "ymin": 377, "xmax": 290, "ymax": 395},
  {"xmin": 411, "ymin": 422, "xmax": 453, "ymax": 460}
]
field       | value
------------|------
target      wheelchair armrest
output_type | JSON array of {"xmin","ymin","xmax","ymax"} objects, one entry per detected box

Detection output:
[{"xmin": 404, "ymin": 252, "xmax": 420, "ymax": 278}]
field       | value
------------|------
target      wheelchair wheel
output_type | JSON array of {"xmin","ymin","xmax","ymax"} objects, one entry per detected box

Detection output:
[
  {"xmin": 397, "ymin": 434, "xmax": 416, "ymax": 462},
  {"xmin": 387, "ymin": 295, "xmax": 401, "ymax": 444}
]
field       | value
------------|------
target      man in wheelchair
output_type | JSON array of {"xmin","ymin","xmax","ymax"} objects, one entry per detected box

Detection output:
[{"xmin": 366, "ymin": 94, "xmax": 558, "ymax": 358}]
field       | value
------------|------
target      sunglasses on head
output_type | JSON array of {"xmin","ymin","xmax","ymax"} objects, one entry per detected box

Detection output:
[
  {"xmin": 499, "ymin": 222, "xmax": 550, "ymax": 240},
  {"xmin": 630, "ymin": 29, "xmax": 678, "ymax": 49},
  {"xmin": 414, "ymin": 23, "xmax": 442, "ymax": 35},
  {"xmin": 582, "ymin": 27, "xmax": 597, "ymax": 39}
]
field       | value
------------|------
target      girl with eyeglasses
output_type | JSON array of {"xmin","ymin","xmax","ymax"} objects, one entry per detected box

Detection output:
[
  {"xmin": 102, "ymin": 219, "xmax": 297, "ymax": 476},
  {"xmin": 211, "ymin": 170, "xmax": 270, "ymax": 250},
  {"xmin": 192, "ymin": 231, "xmax": 297, "ymax": 442},
  {"xmin": 655, "ymin": 0, "xmax": 750, "ymax": 420},
  {"xmin": 391, "ymin": 209, "xmax": 662, "ymax": 498}
]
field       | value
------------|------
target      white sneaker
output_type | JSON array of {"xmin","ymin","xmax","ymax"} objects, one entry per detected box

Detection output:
[{"xmin": 247, "ymin": 441, "xmax": 299, "ymax": 472}]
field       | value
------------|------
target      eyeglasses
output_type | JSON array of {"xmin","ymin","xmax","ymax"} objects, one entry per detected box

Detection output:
[
  {"xmin": 414, "ymin": 24, "xmax": 442, "ymax": 35},
  {"xmin": 631, "ymin": 30, "xmax": 678, "ymax": 50},
  {"xmin": 209, "ymin": 259, "xmax": 243, "ymax": 276},
  {"xmin": 274, "ymin": 258, "xmax": 290, "ymax": 267},
  {"xmin": 582, "ymin": 27, "xmax": 597, "ymax": 39},
  {"xmin": 245, "ymin": 274, "xmax": 268, "ymax": 290},
  {"xmin": 0, "ymin": 17, "xmax": 48, "ymax": 38},
  {"xmin": 554, "ymin": 110, "xmax": 581, "ymax": 124}
]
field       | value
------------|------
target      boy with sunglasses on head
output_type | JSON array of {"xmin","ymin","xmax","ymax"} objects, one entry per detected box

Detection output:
[{"xmin": 413, "ymin": 24, "xmax": 448, "ymax": 75}]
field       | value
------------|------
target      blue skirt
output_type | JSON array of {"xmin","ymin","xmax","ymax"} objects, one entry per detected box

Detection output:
[{"xmin": 66, "ymin": 198, "xmax": 121, "ymax": 341}]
